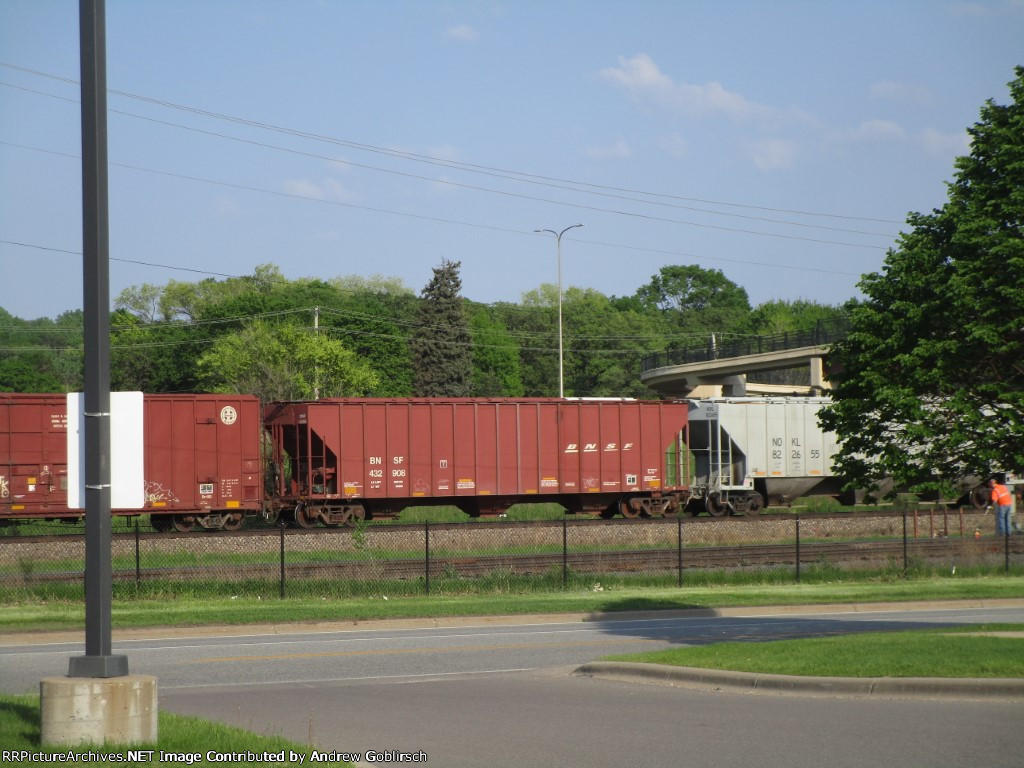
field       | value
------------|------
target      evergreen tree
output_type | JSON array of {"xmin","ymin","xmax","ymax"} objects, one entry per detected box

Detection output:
[{"xmin": 410, "ymin": 260, "xmax": 474, "ymax": 397}]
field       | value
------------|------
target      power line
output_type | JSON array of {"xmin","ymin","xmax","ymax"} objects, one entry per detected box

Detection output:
[
  {"xmin": 0, "ymin": 65, "xmax": 905, "ymax": 234},
  {"xmin": 0, "ymin": 166, "xmax": 864, "ymax": 281}
]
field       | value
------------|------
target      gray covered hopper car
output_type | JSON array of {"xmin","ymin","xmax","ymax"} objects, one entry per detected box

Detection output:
[{"xmin": 687, "ymin": 397, "xmax": 844, "ymax": 515}]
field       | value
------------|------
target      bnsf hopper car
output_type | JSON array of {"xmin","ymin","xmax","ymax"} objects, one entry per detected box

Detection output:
[
  {"xmin": 263, "ymin": 398, "xmax": 691, "ymax": 527},
  {"xmin": 0, "ymin": 393, "xmax": 263, "ymax": 531}
]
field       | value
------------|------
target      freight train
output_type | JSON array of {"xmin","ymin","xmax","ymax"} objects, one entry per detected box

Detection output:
[
  {"xmin": 4, "ymin": 392, "xmax": 1000, "ymax": 530},
  {"xmin": 1, "ymin": 394, "xmax": 691, "ymax": 530}
]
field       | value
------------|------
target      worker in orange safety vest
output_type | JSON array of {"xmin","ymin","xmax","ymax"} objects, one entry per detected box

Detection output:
[{"xmin": 986, "ymin": 478, "xmax": 1014, "ymax": 536}]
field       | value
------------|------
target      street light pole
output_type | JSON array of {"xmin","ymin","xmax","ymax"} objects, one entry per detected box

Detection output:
[{"xmin": 535, "ymin": 224, "xmax": 583, "ymax": 398}]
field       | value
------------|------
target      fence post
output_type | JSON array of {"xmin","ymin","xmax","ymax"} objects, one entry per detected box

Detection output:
[
  {"xmin": 134, "ymin": 517, "xmax": 141, "ymax": 586},
  {"xmin": 677, "ymin": 514, "xmax": 683, "ymax": 588},
  {"xmin": 562, "ymin": 518, "xmax": 568, "ymax": 589},
  {"xmin": 1006, "ymin": 530, "xmax": 1011, "ymax": 574},
  {"xmin": 279, "ymin": 521, "xmax": 286, "ymax": 599},
  {"xmin": 901, "ymin": 506, "xmax": 909, "ymax": 577},
  {"xmin": 795, "ymin": 515, "xmax": 801, "ymax": 583},
  {"xmin": 425, "ymin": 521, "xmax": 430, "ymax": 595}
]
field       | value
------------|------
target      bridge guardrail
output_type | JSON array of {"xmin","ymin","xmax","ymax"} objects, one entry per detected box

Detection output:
[{"xmin": 641, "ymin": 319, "xmax": 850, "ymax": 373}]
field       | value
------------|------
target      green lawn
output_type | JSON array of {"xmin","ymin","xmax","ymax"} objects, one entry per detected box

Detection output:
[
  {"xmin": 2, "ymin": 575, "xmax": 1022, "ymax": 633},
  {"xmin": 604, "ymin": 624, "xmax": 1024, "ymax": 678},
  {"xmin": 0, "ymin": 695, "xmax": 354, "ymax": 767}
]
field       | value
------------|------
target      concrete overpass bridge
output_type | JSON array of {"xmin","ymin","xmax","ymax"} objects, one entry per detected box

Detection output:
[{"xmin": 640, "ymin": 321, "xmax": 848, "ymax": 398}]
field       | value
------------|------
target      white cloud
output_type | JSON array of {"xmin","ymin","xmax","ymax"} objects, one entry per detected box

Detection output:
[
  {"xmin": 282, "ymin": 177, "xmax": 358, "ymax": 203},
  {"xmin": 920, "ymin": 127, "xmax": 971, "ymax": 156},
  {"xmin": 585, "ymin": 139, "xmax": 632, "ymax": 159},
  {"xmin": 745, "ymin": 138, "xmax": 799, "ymax": 170},
  {"xmin": 848, "ymin": 119, "xmax": 906, "ymax": 142},
  {"xmin": 446, "ymin": 24, "xmax": 478, "ymax": 42},
  {"xmin": 599, "ymin": 53, "xmax": 809, "ymax": 125}
]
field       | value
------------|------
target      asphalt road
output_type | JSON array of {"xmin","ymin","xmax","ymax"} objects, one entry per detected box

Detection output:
[{"xmin": 3, "ymin": 602, "xmax": 1022, "ymax": 767}]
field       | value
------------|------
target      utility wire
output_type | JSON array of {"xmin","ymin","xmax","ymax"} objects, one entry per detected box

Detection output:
[{"xmin": 0, "ymin": 63, "xmax": 904, "ymax": 227}]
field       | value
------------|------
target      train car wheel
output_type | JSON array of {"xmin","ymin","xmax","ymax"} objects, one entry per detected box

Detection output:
[
  {"xmin": 261, "ymin": 507, "xmax": 280, "ymax": 526},
  {"xmin": 618, "ymin": 498, "xmax": 642, "ymax": 519},
  {"xmin": 705, "ymin": 494, "xmax": 729, "ymax": 517},
  {"xmin": 743, "ymin": 491, "xmax": 765, "ymax": 515},
  {"xmin": 969, "ymin": 486, "xmax": 989, "ymax": 510},
  {"xmin": 294, "ymin": 504, "xmax": 319, "ymax": 529},
  {"xmin": 171, "ymin": 515, "xmax": 196, "ymax": 533},
  {"xmin": 344, "ymin": 505, "xmax": 367, "ymax": 527},
  {"xmin": 221, "ymin": 513, "xmax": 244, "ymax": 531}
]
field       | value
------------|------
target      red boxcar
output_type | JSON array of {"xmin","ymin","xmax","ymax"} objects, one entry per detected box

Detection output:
[
  {"xmin": 264, "ymin": 398, "xmax": 690, "ymax": 526},
  {"xmin": 0, "ymin": 393, "xmax": 263, "ymax": 531}
]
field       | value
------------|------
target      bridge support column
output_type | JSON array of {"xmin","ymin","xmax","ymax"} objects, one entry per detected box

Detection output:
[
  {"xmin": 722, "ymin": 375, "xmax": 747, "ymax": 396},
  {"xmin": 809, "ymin": 357, "xmax": 830, "ymax": 393}
]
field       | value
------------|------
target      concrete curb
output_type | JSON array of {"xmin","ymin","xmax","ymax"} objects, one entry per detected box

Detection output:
[{"xmin": 574, "ymin": 661, "xmax": 1024, "ymax": 700}]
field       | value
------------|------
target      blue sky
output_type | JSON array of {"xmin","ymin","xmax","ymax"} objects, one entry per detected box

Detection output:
[{"xmin": 1, "ymin": 0, "xmax": 1022, "ymax": 321}]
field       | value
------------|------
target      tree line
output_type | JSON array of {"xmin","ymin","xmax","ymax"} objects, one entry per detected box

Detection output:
[{"xmin": 0, "ymin": 262, "xmax": 843, "ymax": 401}]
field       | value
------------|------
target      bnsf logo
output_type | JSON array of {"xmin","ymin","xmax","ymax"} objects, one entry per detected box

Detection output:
[{"xmin": 566, "ymin": 443, "xmax": 634, "ymax": 453}]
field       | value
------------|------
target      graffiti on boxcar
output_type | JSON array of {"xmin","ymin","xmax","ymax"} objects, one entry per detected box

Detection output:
[
  {"xmin": 0, "ymin": 475, "xmax": 8, "ymax": 499},
  {"xmin": 145, "ymin": 481, "xmax": 179, "ymax": 504}
]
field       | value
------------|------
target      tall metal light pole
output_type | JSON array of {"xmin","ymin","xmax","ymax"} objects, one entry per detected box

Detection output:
[
  {"xmin": 535, "ymin": 224, "xmax": 583, "ymax": 398},
  {"xmin": 72, "ymin": 0, "xmax": 127, "ymax": 680}
]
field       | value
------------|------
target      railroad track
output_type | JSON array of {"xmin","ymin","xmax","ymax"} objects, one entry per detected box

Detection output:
[
  {"xmin": 1, "ymin": 506, "xmax": 984, "ymax": 544},
  {"xmin": 12, "ymin": 536, "xmax": 1020, "ymax": 586}
]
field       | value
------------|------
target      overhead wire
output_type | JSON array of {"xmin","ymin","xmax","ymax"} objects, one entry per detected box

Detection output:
[
  {"xmin": 0, "ymin": 63, "xmax": 904, "ymax": 228},
  {"xmin": 1, "ymin": 64, "xmax": 870, "ymax": 342}
]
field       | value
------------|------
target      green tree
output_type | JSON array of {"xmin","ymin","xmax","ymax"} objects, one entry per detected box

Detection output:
[
  {"xmin": 821, "ymin": 67, "xmax": 1024, "ymax": 493},
  {"xmin": 410, "ymin": 260, "xmax": 473, "ymax": 397},
  {"xmin": 319, "ymin": 283, "xmax": 417, "ymax": 397},
  {"xmin": 562, "ymin": 287, "xmax": 662, "ymax": 397},
  {"xmin": 197, "ymin": 319, "xmax": 378, "ymax": 403},
  {"xmin": 0, "ymin": 308, "xmax": 83, "ymax": 392},
  {"xmin": 634, "ymin": 265, "xmax": 751, "ymax": 334},
  {"xmin": 748, "ymin": 299, "xmax": 846, "ymax": 335},
  {"xmin": 110, "ymin": 309, "xmax": 203, "ymax": 393},
  {"xmin": 469, "ymin": 307, "xmax": 523, "ymax": 396},
  {"xmin": 513, "ymin": 286, "xmax": 561, "ymax": 396},
  {"xmin": 0, "ymin": 354, "xmax": 64, "ymax": 392}
]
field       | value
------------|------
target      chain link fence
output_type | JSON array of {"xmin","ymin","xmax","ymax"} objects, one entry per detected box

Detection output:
[{"xmin": 2, "ymin": 507, "xmax": 1022, "ymax": 601}]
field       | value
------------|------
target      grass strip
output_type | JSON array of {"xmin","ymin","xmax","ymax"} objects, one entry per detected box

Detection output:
[
  {"xmin": 0, "ymin": 694, "xmax": 353, "ymax": 767},
  {"xmin": 603, "ymin": 624, "xmax": 1024, "ymax": 678},
  {"xmin": 2, "ymin": 575, "xmax": 1022, "ymax": 634}
]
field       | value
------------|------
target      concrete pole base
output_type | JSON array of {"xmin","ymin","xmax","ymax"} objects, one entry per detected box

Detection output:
[{"xmin": 40, "ymin": 675, "xmax": 158, "ymax": 747}]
